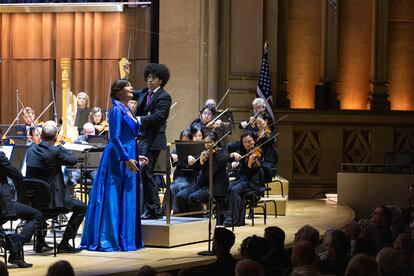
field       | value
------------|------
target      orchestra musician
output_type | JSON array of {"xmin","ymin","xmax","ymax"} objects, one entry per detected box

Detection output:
[
  {"xmin": 0, "ymin": 151, "xmax": 42, "ymax": 268},
  {"xmin": 223, "ymin": 131, "xmax": 264, "ymax": 227},
  {"xmin": 76, "ymin": 91, "xmax": 90, "ymax": 109},
  {"xmin": 27, "ymin": 126, "xmax": 42, "ymax": 145},
  {"xmin": 255, "ymin": 112, "xmax": 278, "ymax": 182},
  {"xmin": 88, "ymin": 107, "xmax": 108, "ymax": 134},
  {"xmin": 170, "ymin": 129, "xmax": 194, "ymax": 213},
  {"xmin": 21, "ymin": 107, "xmax": 37, "ymax": 129},
  {"xmin": 176, "ymin": 132, "xmax": 229, "ymax": 223},
  {"xmin": 25, "ymin": 124, "xmax": 86, "ymax": 253},
  {"xmin": 190, "ymin": 105, "xmax": 216, "ymax": 129},
  {"xmin": 132, "ymin": 63, "xmax": 172, "ymax": 220}
]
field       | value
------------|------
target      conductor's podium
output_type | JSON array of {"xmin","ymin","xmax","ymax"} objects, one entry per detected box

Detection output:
[{"xmin": 254, "ymin": 175, "xmax": 289, "ymax": 216}]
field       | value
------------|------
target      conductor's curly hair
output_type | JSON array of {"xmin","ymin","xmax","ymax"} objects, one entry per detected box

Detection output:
[{"xmin": 144, "ymin": 63, "xmax": 170, "ymax": 87}]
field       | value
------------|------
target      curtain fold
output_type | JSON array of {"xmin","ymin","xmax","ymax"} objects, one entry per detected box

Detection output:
[{"xmin": 0, "ymin": 8, "xmax": 150, "ymax": 124}]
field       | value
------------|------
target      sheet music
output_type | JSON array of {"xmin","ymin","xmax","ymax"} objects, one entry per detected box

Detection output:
[
  {"xmin": 61, "ymin": 143, "xmax": 93, "ymax": 152},
  {"xmin": 0, "ymin": 145, "xmax": 13, "ymax": 160}
]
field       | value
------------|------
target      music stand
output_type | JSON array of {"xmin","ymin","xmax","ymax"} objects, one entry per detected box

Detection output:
[
  {"xmin": 10, "ymin": 145, "xmax": 29, "ymax": 171},
  {"xmin": 175, "ymin": 141, "xmax": 205, "ymax": 167},
  {"xmin": 74, "ymin": 108, "xmax": 91, "ymax": 131},
  {"xmin": 202, "ymin": 126, "xmax": 227, "ymax": 150},
  {"xmin": 87, "ymin": 135, "xmax": 108, "ymax": 146}
]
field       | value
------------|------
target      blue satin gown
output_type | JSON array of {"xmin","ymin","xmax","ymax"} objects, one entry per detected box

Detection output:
[{"xmin": 80, "ymin": 100, "xmax": 144, "ymax": 251}]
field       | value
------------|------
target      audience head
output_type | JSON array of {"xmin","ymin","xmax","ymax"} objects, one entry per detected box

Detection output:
[
  {"xmin": 323, "ymin": 229, "xmax": 351, "ymax": 259},
  {"xmin": 344, "ymin": 253, "xmax": 377, "ymax": 276},
  {"xmin": 291, "ymin": 241, "xmax": 316, "ymax": 267},
  {"xmin": 22, "ymin": 107, "xmax": 35, "ymax": 125},
  {"xmin": 264, "ymin": 226, "xmax": 285, "ymax": 251},
  {"xmin": 235, "ymin": 258, "xmax": 264, "ymax": 276},
  {"xmin": 111, "ymin": 78, "xmax": 133, "ymax": 103},
  {"xmin": 294, "ymin": 224, "xmax": 320, "ymax": 247},
  {"xmin": 179, "ymin": 129, "xmax": 192, "ymax": 141},
  {"xmin": 212, "ymin": 227, "xmax": 235, "ymax": 255},
  {"xmin": 128, "ymin": 99, "xmax": 138, "ymax": 113},
  {"xmin": 252, "ymin": 98, "xmax": 265, "ymax": 114},
  {"xmin": 370, "ymin": 205, "xmax": 393, "ymax": 227},
  {"xmin": 393, "ymin": 233, "xmax": 412, "ymax": 259},
  {"xmin": 144, "ymin": 63, "xmax": 170, "ymax": 88},
  {"xmin": 376, "ymin": 247, "xmax": 403, "ymax": 276},
  {"xmin": 242, "ymin": 235, "xmax": 271, "ymax": 264},
  {"xmin": 46, "ymin": 260, "xmax": 75, "ymax": 276},
  {"xmin": 89, "ymin": 107, "xmax": 104, "ymax": 125},
  {"xmin": 41, "ymin": 124, "xmax": 57, "ymax": 142},
  {"xmin": 82, "ymin": 122, "xmax": 95, "ymax": 137},
  {"xmin": 342, "ymin": 221, "xmax": 361, "ymax": 240},
  {"xmin": 134, "ymin": 265, "xmax": 156, "ymax": 276},
  {"xmin": 190, "ymin": 124, "xmax": 204, "ymax": 141},
  {"xmin": 77, "ymin": 91, "xmax": 89, "ymax": 109},
  {"xmin": 27, "ymin": 126, "xmax": 42, "ymax": 144}
]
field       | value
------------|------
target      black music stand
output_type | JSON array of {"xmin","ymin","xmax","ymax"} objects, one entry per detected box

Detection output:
[
  {"xmin": 74, "ymin": 108, "xmax": 91, "ymax": 131},
  {"xmin": 80, "ymin": 147, "xmax": 104, "ymax": 203},
  {"xmin": 202, "ymin": 126, "xmax": 227, "ymax": 149},
  {"xmin": 87, "ymin": 135, "xmax": 108, "ymax": 146},
  {"xmin": 175, "ymin": 141, "xmax": 205, "ymax": 167}
]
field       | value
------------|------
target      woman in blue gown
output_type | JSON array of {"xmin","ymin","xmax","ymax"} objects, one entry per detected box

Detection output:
[{"xmin": 81, "ymin": 78, "xmax": 148, "ymax": 251}]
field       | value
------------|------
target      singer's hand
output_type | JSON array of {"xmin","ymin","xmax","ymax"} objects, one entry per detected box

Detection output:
[
  {"xmin": 139, "ymin": 155, "xmax": 149, "ymax": 166},
  {"xmin": 126, "ymin": 159, "xmax": 139, "ymax": 173}
]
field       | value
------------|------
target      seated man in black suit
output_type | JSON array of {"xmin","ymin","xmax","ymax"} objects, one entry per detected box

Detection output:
[
  {"xmin": 25, "ymin": 124, "xmax": 86, "ymax": 253},
  {"xmin": 0, "ymin": 150, "xmax": 42, "ymax": 268}
]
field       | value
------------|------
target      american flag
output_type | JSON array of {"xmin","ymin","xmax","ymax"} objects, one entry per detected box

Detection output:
[{"xmin": 256, "ymin": 44, "xmax": 274, "ymax": 120}]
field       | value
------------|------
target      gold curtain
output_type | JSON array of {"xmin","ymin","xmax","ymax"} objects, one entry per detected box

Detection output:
[{"xmin": 0, "ymin": 8, "xmax": 150, "ymax": 124}]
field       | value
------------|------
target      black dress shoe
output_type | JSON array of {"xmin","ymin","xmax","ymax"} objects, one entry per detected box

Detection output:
[
  {"xmin": 8, "ymin": 257, "xmax": 33, "ymax": 268},
  {"xmin": 57, "ymin": 243, "xmax": 81, "ymax": 253},
  {"xmin": 35, "ymin": 243, "xmax": 53, "ymax": 253},
  {"xmin": 141, "ymin": 213, "xmax": 163, "ymax": 220}
]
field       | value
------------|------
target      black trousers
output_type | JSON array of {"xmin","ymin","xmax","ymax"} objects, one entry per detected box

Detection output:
[
  {"xmin": 0, "ymin": 202, "xmax": 43, "ymax": 243},
  {"xmin": 61, "ymin": 199, "xmax": 86, "ymax": 242},
  {"xmin": 141, "ymin": 149, "xmax": 162, "ymax": 216},
  {"xmin": 37, "ymin": 198, "xmax": 86, "ymax": 244}
]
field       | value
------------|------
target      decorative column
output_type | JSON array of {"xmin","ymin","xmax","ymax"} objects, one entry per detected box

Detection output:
[
  {"xmin": 276, "ymin": 0, "xmax": 290, "ymax": 108},
  {"xmin": 320, "ymin": 0, "xmax": 340, "ymax": 109},
  {"xmin": 370, "ymin": 0, "xmax": 390, "ymax": 111}
]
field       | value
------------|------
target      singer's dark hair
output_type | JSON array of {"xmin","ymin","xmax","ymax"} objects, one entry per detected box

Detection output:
[{"xmin": 110, "ymin": 78, "xmax": 131, "ymax": 100}]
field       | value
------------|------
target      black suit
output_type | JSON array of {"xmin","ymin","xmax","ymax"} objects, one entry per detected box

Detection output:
[
  {"xmin": 133, "ymin": 87, "xmax": 172, "ymax": 216},
  {"xmin": 0, "ymin": 151, "xmax": 42, "ymax": 243},
  {"xmin": 25, "ymin": 141, "xmax": 86, "ymax": 243}
]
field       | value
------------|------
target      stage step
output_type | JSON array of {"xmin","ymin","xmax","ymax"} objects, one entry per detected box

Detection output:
[
  {"xmin": 268, "ymin": 175, "xmax": 289, "ymax": 196},
  {"xmin": 141, "ymin": 217, "xmax": 214, "ymax": 247},
  {"xmin": 254, "ymin": 195, "xmax": 288, "ymax": 216}
]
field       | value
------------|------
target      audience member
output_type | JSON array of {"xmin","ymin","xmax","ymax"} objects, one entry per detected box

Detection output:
[
  {"xmin": 46, "ymin": 260, "xmax": 75, "ymax": 276},
  {"xmin": 344, "ymin": 253, "xmax": 377, "ymax": 276},
  {"xmin": 203, "ymin": 227, "xmax": 236, "ymax": 276},
  {"xmin": 235, "ymin": 258, "xmax": 264, "ymax": 276},
  {"xmin": 370, "ymin": 205, "xmax": 394, "ymax": 248},
  {"xmin": 290, "ymin": 241, "xmax": 320, "ymax": 276},
  {"xmin": 293, "ymin": 225, "xmax": 320, "ymax": 247},
  {"xmin": 318, "ymin": 230, "xmax": 351, "ymax": 276},
  {"xmin": 135, "ymin": 265, "xmax": 156, "ymax": 276},
  {"xmin": 262, "ymin": 226, "xmax": 290, "ymax": 273},
  {"xmin": 376, "ymin": 247, "xmax": 405, "ymax": 276},
  {"xmin": 242, "ymin": 235, "xmax": 270, "ymax": 266}
]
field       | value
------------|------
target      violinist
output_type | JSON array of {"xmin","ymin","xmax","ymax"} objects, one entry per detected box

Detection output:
[
  {"xmin": 176, "ymin": 132, "xmax": 229, "ymax": 222},
  {"xmin": 21, "ymin": 107, "xmax": 38, "ymax": 129},
  {"xmin": 27, "ymin": 126, "xmax": 42, "ymax": 145},
  {"xmin": 239, "ymin": 98, "xmax": 266, "ymax": 132},
  {"xmin": 223, "ymin": 131, "xmax": 264, "ymax": 227},
  {"xmin": 127, "ymin": 99, "xmax": 138, "ymax": 114},
  {"xmin": 256, "ymin": 112, "xmax": 278, "ymax": 182},
  {"xmin": 170, "ymin": 129, "xmax": 195, "ymax": 213},
  {"xmin": 88, "ymin": 107, "xmax": 108, "ymax": 134},
  {"xmin": 190, "ymin": 105, "xmax": 216, "ymax": 129}
]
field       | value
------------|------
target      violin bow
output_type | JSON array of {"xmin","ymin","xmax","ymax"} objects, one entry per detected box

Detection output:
[
  {"xmin": 239, "ymin": 132, "xmax": 279, "ymax": 161},
  {"xmin": 17, "ymin": 97, "xmax": 42, "ymax": 137},
  {"xmin": 34, "ymin": 101, "xmax": 53, "ymax": 124},
  {"xmin": 216, "ymin": 88, "xmax": 230, "ymax": 110},
  {"xmin": 2, "ymin": 108, "xmax": 24, "ymax": 140},
  {"xmin": 194, "ymin": 130, "xmax": 231, "ymax": 163}
]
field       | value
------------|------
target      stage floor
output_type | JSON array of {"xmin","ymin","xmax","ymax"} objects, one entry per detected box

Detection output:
[{"xmin": 8, "ymin": 199, "xmax": 354, "ymax": 276}]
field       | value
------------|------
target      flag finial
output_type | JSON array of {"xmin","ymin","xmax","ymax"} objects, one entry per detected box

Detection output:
[{"xmin": 264, "ymin": 41, "xmax": 268, "ymax": 50}]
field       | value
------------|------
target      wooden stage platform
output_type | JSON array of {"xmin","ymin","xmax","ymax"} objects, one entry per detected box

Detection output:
[{"xmin": 8, "ymin": 199, "xmax": 354, "ymax": 276}]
